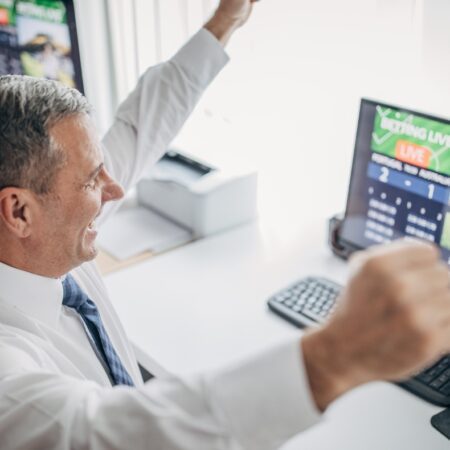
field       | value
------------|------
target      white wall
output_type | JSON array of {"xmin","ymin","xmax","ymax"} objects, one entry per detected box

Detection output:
[
  {"xmin": 422, "ymin": 0, "xmax": 450, "ymax": 91},
  {"xmin": 169, "ymin": 0, "xmax": 450, "ymax": 239}
]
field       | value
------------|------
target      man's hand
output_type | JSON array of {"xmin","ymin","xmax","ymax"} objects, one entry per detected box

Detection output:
[
  {"xmin": 204, "ymin": 0, "xmax": 259, "ymax": 46},
  {"xmin": 302, "ymin": 240, "xmax": 450, "ymax": 411}
]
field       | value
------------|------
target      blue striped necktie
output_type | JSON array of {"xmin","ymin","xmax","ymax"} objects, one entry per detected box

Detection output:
[{"xmin": 62, "ymin": 274, "xmax": 134, "ymax": 387}]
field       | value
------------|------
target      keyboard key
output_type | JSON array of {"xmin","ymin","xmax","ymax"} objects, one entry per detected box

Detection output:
[
  {"xmin": 439, "ymin": 380, "xmax": 450, "ymax": 396},
  {"xmin": 431, "ymin": 376, "xmax": 448, "ymax": 390},
  {"xmin": 416, "ymin": 357, "xmax": 450, "ymax": 389}
]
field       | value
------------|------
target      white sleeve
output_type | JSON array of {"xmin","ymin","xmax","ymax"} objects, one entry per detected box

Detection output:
[
  {"xmin": 99, "ymin": 28, "xmax": 229, "ymax": 224},
  {"xmin": 0, "ymin": 338, "xmax": 321, "ymax": 450}
]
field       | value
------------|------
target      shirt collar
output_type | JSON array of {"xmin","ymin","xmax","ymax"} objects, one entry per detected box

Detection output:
[{"xmin": 0, "ymin": 262, "xmax": 64, "ymax": 327}]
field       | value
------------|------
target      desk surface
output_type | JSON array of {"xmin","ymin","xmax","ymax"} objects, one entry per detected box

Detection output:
[{"xmin": 104, "ymin": 216, "xmax": 448, "ymax": 449}]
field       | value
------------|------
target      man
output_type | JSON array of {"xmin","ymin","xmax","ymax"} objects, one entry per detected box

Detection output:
[{"xmin": 1, "ymin": 1, "xmax": 450, "ymax": 449}]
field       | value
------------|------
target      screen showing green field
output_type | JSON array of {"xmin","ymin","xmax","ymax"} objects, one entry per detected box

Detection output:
[{"xmin": 371, "ymin": 106, "xmax": 450, "ymax": 176}]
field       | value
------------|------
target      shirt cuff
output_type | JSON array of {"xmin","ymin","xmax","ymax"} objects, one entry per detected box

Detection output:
[
  {"xmin": 205, "ymin": 337, "xmax": 322, "ymax": 450},
  {"xmin": 172, "ymin": 28, "xmax": 230, "ymax": 88}
]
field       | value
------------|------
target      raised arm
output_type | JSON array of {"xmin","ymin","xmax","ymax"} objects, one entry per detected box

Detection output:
[{"xmin": 100, "ymin": 1, "xmax": 259, "ymax": 223}]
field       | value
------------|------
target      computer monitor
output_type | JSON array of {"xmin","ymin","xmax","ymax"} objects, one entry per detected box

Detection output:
[
  {"xmin": 0, "ymin": 0, "xmax": 83, "ymax": 92},
  {"xmin": 340, "ymin": 99, "xmax": 450, "ymax": 264}
]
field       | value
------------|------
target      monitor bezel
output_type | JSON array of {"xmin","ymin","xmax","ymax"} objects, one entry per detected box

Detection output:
[{"xmin": 63, "ymin": 0, "xmax": 84, "ymax": 93}]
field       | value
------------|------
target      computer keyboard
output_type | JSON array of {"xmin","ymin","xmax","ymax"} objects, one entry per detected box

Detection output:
[
  {"xmin": 267, "ymin": 276, "xmax": 340, "ymax": 327},
  {"xmin": 267, "ymin": 276, "xmax": 450, "ymax": 406}
]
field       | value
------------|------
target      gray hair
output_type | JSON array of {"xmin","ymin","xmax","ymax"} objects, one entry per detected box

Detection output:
[{"xmin": 0, "ymin": 75, "xmax": 91, "ymax": 195}]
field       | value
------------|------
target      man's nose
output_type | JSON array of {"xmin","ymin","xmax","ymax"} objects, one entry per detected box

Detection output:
[{"xmin": 102, "ymin": 172, "xmax": 125, "ymax": 203}]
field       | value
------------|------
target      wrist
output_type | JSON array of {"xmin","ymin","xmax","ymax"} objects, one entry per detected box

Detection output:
[
  {"xmin": 204, "ymin": 11, "xmax": 241, "ymax": 46},
  {"xmin": 301, "ymin": 327, "xmax": 357, "ymax": 411}
]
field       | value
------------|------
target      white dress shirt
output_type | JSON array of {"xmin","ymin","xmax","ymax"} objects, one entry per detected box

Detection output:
[{"xmin": 0, "ymin": 29, "xmax": 321, "ymax": 450}]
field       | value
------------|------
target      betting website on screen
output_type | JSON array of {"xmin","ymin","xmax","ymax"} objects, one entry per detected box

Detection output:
[
  {"xmin": 341, "ymin": 99, "xmax": 450, "ymax": 264},
  {"xmin": 0, "ymin": 0, "xmax": 83, "ymax": 91}
]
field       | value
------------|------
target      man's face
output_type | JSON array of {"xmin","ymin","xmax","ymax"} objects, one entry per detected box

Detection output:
[{"xmin": 35, "ymin": 113, "xmax": 124, "ymax": 272}]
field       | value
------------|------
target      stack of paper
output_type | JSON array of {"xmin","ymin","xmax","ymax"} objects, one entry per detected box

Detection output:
[{"xmin": 97, "ymin": 207, "xmax": 192, "ymax": 261}]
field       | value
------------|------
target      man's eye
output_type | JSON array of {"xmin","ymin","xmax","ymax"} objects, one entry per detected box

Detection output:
[{"xmin": 85, "ymin": 180, "xmax": 98, "ymax": 190}]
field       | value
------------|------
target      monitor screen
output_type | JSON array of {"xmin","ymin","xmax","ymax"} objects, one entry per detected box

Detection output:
[
  {"xmin": 340, "ymin": 99, "xmax": 450, "ymax": 264},
  {"xmin": 0, "ymin": 0, "xmax": 83, "ymax": 92}
]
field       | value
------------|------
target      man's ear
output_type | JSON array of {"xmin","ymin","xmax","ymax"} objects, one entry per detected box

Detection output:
[{"xmin": 0, "ymin": 188, "xmax": 35, "ymax": 238}]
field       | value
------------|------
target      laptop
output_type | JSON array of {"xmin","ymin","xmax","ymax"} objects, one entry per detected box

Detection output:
[{"xmin": 268, "ymin": 98, "xmax": 450, "ymax": 406}]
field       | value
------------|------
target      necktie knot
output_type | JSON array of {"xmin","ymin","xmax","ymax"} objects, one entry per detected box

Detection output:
[{"xmin": 62, "ymin": 274, "xmax": 90, "ymax": 311}]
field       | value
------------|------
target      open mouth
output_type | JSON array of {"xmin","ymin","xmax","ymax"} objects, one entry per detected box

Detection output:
[
  {"xmin": 87, "ymin": 220, "xmax": 97, "ymax": 232},
  {"xmin": 87, "ymin": 209, "xmax": 102, "ymax": 232}
]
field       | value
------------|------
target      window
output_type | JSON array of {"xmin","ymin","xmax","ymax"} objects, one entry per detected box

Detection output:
[{"xmin": 106, "ymin": 0, "xmax": 217, "ymax": 104}]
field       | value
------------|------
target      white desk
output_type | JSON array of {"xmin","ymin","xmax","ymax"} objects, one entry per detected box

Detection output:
[{"xmin": 104, "ymin": 216, "xmax": 449, "ymax": 449}]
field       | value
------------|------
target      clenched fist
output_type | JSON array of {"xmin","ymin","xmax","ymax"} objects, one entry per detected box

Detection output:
[
  {"xmin": 205, "ymin": 0, "xmax": 259, "ymax": 45},
  {"xmin": 302, "ymin": 240, "xmax": 450, "ymax": 411}
]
